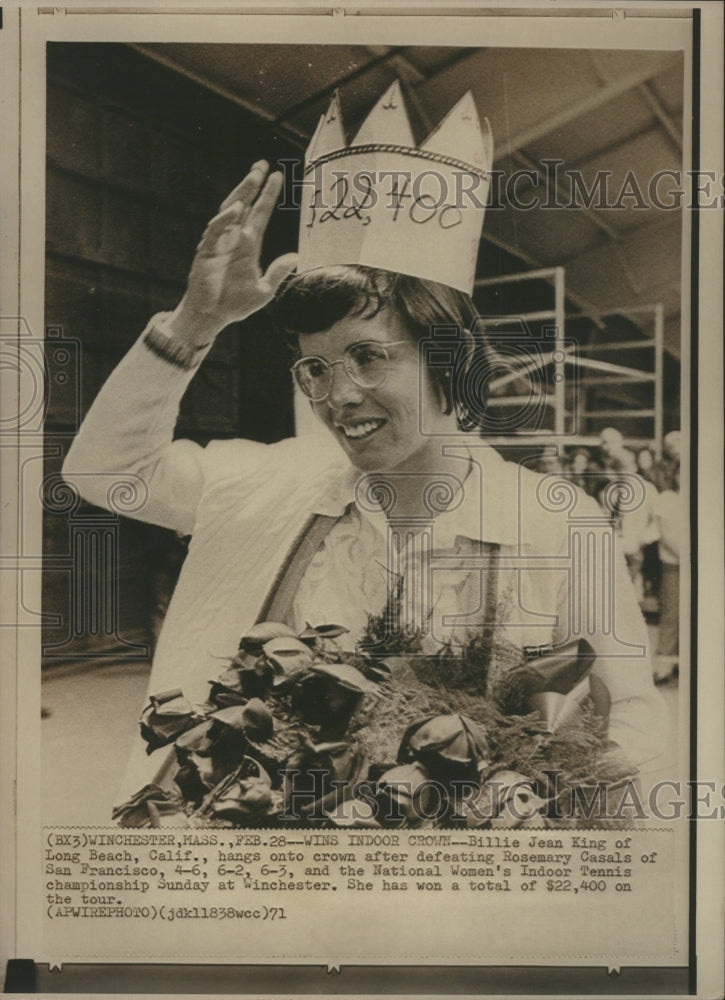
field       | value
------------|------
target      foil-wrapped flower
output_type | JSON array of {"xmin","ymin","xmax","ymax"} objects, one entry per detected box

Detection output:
[
  {"xmin": 207, "ymin": 757, "xmax": 274, "ymax": 823},
  {"xmin": 262, "ymin": 636, "xmax": 315, "ymax": 689},
  {"xmin": 139, "ymin": 689, "xmax": 201, "ymax": 753},
  {"xmin": 398, "ymin": 714, "xmax": 490, "ymax": 781},
  {"xmin": 324, "ymin": 797, "xmax": 381, "ymax": 829},
  {"xmin": 239, "ymin": 621, "xmax": 298, "ymax": 655},
  {"xmin": 495, "ymin": 638, "xmax": 609, "ymax": 732},
  {"xmin": 297, "ymin": 622, "xmax": 350, "ymax": 650},
  {"xmin": 374, "ymin": 761, "xmax": 438, "ymax": 827},
  {"xmin": 209, "ymin": 650, "xmax": 272, "ymax": 706},
  {"xmin": 282, "ymin": 740, "xmax": 368, "ymax": 819},
  {"xmin": 291, "ymin": 661, "xmax": 378, "ymax": 728},
  {"xmin": 460, "ymin": 769, "xmax": 547, "ymax": 828},
  {"xmin": 112, "ymin": 784, "xmax": 184, "ymax": 828},
  {"xmin": 146, "ymin": 799, "xmax": 190, "ymax": 828},
  {"xmin": 217, "ymin": 700, "xmax": 275, "ymax": 742},
  {"xmin": 173, "ymin": 701, "xmax": 274, "ymax": 795}
]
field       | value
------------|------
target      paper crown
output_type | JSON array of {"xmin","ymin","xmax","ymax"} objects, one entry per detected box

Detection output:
[{"xmin": 297, "ymin": 80, "xmax": 492, "ymax": 295}]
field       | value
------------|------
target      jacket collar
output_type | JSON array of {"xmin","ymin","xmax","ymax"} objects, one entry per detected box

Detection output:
[{"xmin": 309, "ymin": 441, "xmax": 524, "ymax": 547}]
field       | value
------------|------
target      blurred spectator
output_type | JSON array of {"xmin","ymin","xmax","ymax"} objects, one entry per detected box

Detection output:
[
  {"xmin": 598, "ymin": 426, "xmax": 636, "ymax": 467},
  {"xmin": 651, "ymin": 430, "xmax": 681, "ymax": 492},
  {"xmin": 636, "ymin": 446, "xmax": 657, "ymax": 485},
  {"xmin": 565, "ymin": 446, "xmax": 596, "ymax": 495},
  {"xmin": 664, "ymin": 430, "xmax": 681, "ymax": 462},
  {"xmin": 535, "ymin": 451, "xmax": 564, "ymax": 475},
  {"xmin": 589, "ymin": 426, "xmax": 637, "ymax": 498},
  {"xmin": 652, "ymin": 464, "xmax": 680, "ymax": 682},
  {"xmin": 636, "ymin": 447, "xmax": 661, "ymax": 601},
  {"xmin": 599, "ymin": 452, "xmax": 659, "ymax": 602}
]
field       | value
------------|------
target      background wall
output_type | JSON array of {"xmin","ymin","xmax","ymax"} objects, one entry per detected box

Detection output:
[{"xmin": 43, "ymin": 43, "xmax": 298, "ymax": 664}]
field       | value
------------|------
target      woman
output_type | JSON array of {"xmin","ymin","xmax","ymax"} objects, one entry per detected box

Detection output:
[
  {"xmin": 565, "ymin": 446, "xmax": 594, "ymax": 495},
  {"xmin": 597, "ymin": 451, "xmax": 659, "ymax": 602},
  {"xmin": 64, "ymin": 160, "xmax": 664, "ymax": 806}
]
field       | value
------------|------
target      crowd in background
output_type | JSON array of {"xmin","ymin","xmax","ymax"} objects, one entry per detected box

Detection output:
[{"xmin": 535, "ymin": 429, "xmax": 682, "ymax": 685}]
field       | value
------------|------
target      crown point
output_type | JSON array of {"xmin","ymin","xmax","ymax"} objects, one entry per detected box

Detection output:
[
  {"xmin": 352, "ymin": 78, "xmax": 415, "ymax": 146},
  {"xmin": 421, "ymin": 91, "xmax": 490, "ymax": 170},
  {"xmin": 306, "ymin": 92, "xmax": 346, "ymax": 162}
]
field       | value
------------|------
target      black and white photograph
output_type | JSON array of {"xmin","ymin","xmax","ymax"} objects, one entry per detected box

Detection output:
[
  {"xmin": 1, "ymin": 1, "xmax": 723, "ymax": 993},
  {"xmin": 42, "ymin": 36, "xmax": 684, "ymax": 830}
]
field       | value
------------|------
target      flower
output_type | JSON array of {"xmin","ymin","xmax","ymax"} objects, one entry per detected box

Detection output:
[
  {"xmin": 208, "ymin": 757, "xmax": 274, "ymax": 822},
  {"xmin": 398, "ymin": 714, "xmax": 489, "ymax": 780},
  {"xmin": 209, "ymin": 653, "xmax": 271, "ymax": 706},
  {"xmin": 173, "ymin": 702, "xmax": 274, "ymax": 796},
  {"xmin": 262, "ymin": 636, "xmax": 315, "ymax": 689},
  {"xmin": 239, "ymin": 621, "xmax": 298, "ymax": 655},
  {"xmin": 297, "ymin": 622, "xmax": 350, "ymax": 650},
  {"xmin": 139, "ymin": 689, "xmax": 201, "ymax": 753},
  {"xmin": 216, "ymin": 700, "xmax": 274, "ymax": 742},
  {"xmin": 494, "ymin": 638, "xmax": 603, "ymax": 731},
  {"xmin": 291, "ymin": 662, "xmax": 377, "ymax": 728},
  {"xmin": 282, "ymin": 740, "xmax": 368, "ymax": 818},
  {"xmin": 460, "ymin": 769, "xmax": 547, "ymax": 828},
  {"xmin": 324, "ymin": 798, "xmax": 381, "ymax": 829},
  {"xmin": 374, "ymin": 761, "xmax": 439, "ymax": 826},
  {"xmin": 112, "ymin": 784, "xmax": 184, "ymax": 828}
]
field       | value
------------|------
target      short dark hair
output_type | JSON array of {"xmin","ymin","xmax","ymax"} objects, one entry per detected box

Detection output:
[{"xmin": 271, "ymin": 265, "xmax": 488, "ymax": 431}]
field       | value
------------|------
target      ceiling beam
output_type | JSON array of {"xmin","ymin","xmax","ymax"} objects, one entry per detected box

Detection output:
[
  {"xmin": 362, "ymin": 47, "xmax": 436, "ymax": 133},
  {"xmin": 272, "ymin": 46, "xmax": 411, "ymax": 127},
  {"xmin": 510, "ymin": 148, "xmax": 620, "ymax": 243},
  {"xmin": 364, "ymin": 45, "xmax": 426, "ymax": 85},
  {"xmin": 557, "ymin": 211, "xmax": 680, "ymax": 269},
  {"xmin": 637, "ymin": 81, "xmax": 683, "ymax": 153},
  {"xmin": 493, "ymin": 53, "xmax": 681, "ymax": 163},
  {"xmin": 477, "ymin": 232, "xmax": 607, "ymax": 326},
  {"xmin": 129, "ymin": 43, "xmax": 308, "ymax": 149}
]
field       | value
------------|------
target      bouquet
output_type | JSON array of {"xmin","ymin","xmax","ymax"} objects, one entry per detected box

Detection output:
[{"xmin": 114, "ymin": 611, "xmax": 637, "ymax": 830}]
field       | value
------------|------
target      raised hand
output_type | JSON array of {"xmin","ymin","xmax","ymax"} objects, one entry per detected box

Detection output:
[{"xmin": 169, "ymin": 161, "xmax": 298, "ymax": 346}]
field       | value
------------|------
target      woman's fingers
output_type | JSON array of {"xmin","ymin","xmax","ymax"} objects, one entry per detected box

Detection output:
[
  {"xmin": 187, "ymin": 162, "xmax": 290, "ymax": 324},
  {"xmin": 244, "ymin": 170, "xmax": 284, "ymax": 235},
  {"xmin": 201, "ymin": 165, "xmax": 283, "ymax": 259},
  {"xmin": 196, "ymin": 204, "xmax": 243, "ymax": 254},
  {"xmin": 218, "ymin": 160, "xmax": 269, "ymax": 213}
]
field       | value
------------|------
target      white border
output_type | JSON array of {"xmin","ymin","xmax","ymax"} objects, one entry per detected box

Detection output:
[{"xmin": 1, "ymin": 1, "xmax": 722, "ymax": 996}]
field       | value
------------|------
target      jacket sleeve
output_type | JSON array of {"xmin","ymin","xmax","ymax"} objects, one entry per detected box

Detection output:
[{"xmin": 62, "ymin": 331, "xmax": 213, "ymax": 536}]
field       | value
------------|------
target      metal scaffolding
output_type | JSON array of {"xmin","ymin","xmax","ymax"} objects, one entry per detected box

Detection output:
[{"xmin": 474, "ymin": 268, "xmax": 665, "ymax": 455}]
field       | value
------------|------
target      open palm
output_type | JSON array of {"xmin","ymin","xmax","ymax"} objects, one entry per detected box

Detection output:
[{"xmin": 182, "ymin": 161, "xmax": 298, "ymax": 336}]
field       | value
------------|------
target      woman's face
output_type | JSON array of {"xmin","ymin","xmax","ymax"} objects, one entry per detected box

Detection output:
[{"xmin": 299, "ymin": 310, "xmax": 456, "ymax": 473}]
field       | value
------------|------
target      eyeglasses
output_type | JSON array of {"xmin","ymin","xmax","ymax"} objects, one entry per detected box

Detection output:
[{"xmin": 291, "ymin": 340, "xmax": 410, "ymax": 402}]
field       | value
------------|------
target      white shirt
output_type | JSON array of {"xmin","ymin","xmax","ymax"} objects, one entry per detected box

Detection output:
[{"xmin": 654, "ymin": 489, "xmax": 681, "ymax": 565}]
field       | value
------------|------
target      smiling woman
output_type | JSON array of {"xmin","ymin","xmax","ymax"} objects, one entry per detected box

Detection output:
[
  {"xmin": 61, "ymin": 81, "xmax": 665, "ymax": 826},
  {"xmin": 293, "ymin": 310, "xmax": 458, "ymax": 478}
]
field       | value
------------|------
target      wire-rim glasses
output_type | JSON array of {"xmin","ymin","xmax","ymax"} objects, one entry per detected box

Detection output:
[{"xmin": 291, "ymin": 340, "xmax": 410, "ymax": 402}]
